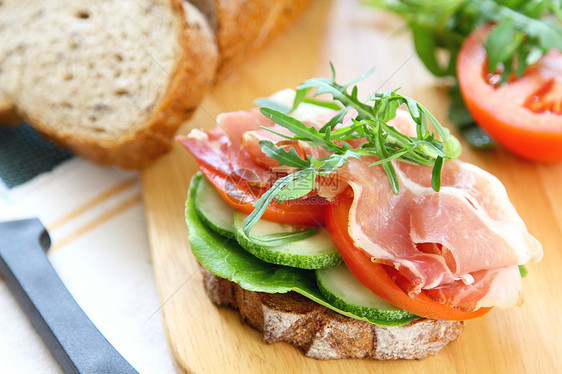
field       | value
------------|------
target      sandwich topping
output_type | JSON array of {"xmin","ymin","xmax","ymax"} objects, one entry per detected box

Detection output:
[
  {"xmin": 340, "ymin": 158, "xmax": 541, "ymax": 311},
  {"xmin": 178, "ymin": 68, "xmax": 542, "ymax": 320}
]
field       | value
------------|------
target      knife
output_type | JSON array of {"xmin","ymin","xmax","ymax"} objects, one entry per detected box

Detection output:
[{"xmin": 0, "ymin": 192, "xmax": 138, "ymax": 373}]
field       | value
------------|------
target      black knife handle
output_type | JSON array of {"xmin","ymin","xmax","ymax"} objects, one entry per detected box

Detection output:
[{"xmin": 0, "ymin": 218, "xmax": 138, "ymax": 374}]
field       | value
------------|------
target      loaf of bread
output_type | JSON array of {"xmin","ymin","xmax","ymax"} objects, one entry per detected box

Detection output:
[
  {"xmin": 0, "ymin": 0, "xmax": 312, "ymax": 168},
  {"xmin": 0, "ymin": 0, "xmax": 218, "ymax": 169},
  {"xmin": 202, "ymin": 268, "xmax": 464, "ymax": 360},
  {"xmin": 190, "ymin": 0, "xmax": 314, "ymax": 76}
]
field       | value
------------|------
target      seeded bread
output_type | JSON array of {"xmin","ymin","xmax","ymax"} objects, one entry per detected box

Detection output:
[
  {"xmin": 0, "ymin": 0, "xmax": 33, "ymax": 126},
  {"xmin": 190, "ymin": 0, "xmax": 313, "ymax": 76},
  {"xmin": 0, "ymin": 0, "xmax": 218, "ymax": 168},
  {"xmin": 202, "ymin": 268, "xmax": 464, "ymax": 360}
]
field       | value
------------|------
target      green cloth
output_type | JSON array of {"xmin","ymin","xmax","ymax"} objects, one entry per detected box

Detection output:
[{"xmin": 0, "ymin": 123, "xmax": 73, "ymax": 188}]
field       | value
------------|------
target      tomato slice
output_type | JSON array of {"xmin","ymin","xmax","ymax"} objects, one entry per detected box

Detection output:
[
  {"xmin": 457, "ymin": 25, "xmax": 562, "ymax": 162},
  {"xmin": 198, "ymin": 163, "xmax": 326, "ymax": 227},
  {"xmin": 326, "ymin": 194, "xmax": 491, "ymax": 320}
]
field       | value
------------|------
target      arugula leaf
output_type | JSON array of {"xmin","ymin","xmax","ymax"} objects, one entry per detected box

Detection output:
[
  {"xmin": 242, "ymin": 171, "xmax": 307, "ymax": 235},
  {"xmin": 247, "ymin": 66, "xmax": 461, "ymax": 232},
  {"xmin": 276, "ymin": 169, "xmax": 316, "ymax": 203},
  {"xmin": 297, "ymin": 64, "xmax": 375, "ymax": 121},
  {"xmin": 260, "ymin": 107, "xmax": 342, "ymax": 152},
  {"xmin": 411, "ymin": 24, "xmax": 451, "ymax": 77},
  {"xmin": 291, "ymin": 87, "xmax": 311, "ymax": 112},
  {"xmin": 301, "ymin": 97, "xmax": 344, "ymax": 111},
  {"xmin": 431, "ymin": 156, "xmax": 444, "ymax": 192},
  {"xmin": 259, "ymin": 140, "xmax": 310, "ymax": 169},
  {"xmin": 253, "ymin": 98, "xmax": 291, "ymax": 114},
  {"xmin": 519, "ymin": 265, "xmax": 528, "ymax": 278},
  {"xmin": 316, "ymin": 150, "xmax": 361, "ymax": 173},
  {"xmin": 246, "ymin": 230, "xmax": 319, "ymax": 248},
  {"xmin": 485, "ymin": 20, "xmax": 525, "ymax": 75}
]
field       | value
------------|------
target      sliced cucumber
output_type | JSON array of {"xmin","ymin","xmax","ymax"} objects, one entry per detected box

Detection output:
[
  {"xmin": 233, "ymin": 211, "xmax": 343, "ymax": 269},
  {"xmin": 194, "ymin": 174, "xmax": 236, "ymax": 238},
  {"xmin": 316, "ymin": 264, "xmax": 418, "ymax": 322}
]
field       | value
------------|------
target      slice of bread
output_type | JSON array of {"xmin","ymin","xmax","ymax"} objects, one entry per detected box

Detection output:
[
  {"xmin": 0, "ymin": 0, "xmax": 218, "ymax": 169},
  {"xmin": 202, "ymin": 268, "xmax": 464, "ymax": 360},
  {"xmin": 0, "ymin": 0, "xmax": 34, "ymax": 126},
  {"xmin": 190, "ymin": 0, "xmax": 313, "ymax": 77}
]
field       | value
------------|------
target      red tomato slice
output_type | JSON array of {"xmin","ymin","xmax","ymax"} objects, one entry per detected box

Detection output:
[
  {"xmin": 326, "ymin": 194, "xmax": 491, "ymax": 320},
  {"xmin": 457, "ymin": 25, "xmax": 562, "ymax": 162},
  {"xmin": 198, "ymin": 163, "xmax": 326, "ymax": 227}
]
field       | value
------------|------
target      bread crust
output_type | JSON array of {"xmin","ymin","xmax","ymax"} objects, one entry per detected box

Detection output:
[
  {"xmin": 0, "ymin": 100, "xmax": 20, "ymax": 126},
  {"xmin": 214, "ymin": 0, "xmax": 313, "ymax": 77},
  {"xmin": 202, "ymin": 268, "xmax": 464, "ymax": 360}
]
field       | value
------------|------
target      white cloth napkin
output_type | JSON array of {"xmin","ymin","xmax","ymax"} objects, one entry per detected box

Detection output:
[{"xmin": 0, "ymin": 158, "xmax": 180, "ymax": 373}]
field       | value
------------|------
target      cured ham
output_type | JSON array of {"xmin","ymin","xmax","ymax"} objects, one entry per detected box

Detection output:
[
  {"xmin": 177, "ymin": 111, "xmax": 274, "ymax": 187},
  {"xmin": 177, "ymin": 89, "xmax": 335, "ymax": 188},
  {"xmin": 178, "ymin": 89, "xmax": 542, "ymax": 311},
  {"xmin": 341, "ymin": 157, "xmax": 542, "ymax": 310}
]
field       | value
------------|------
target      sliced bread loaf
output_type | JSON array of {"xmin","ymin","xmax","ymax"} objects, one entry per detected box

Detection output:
[
  {"xmin": 202, "ymin": 268, "xmax": 464, "ymax": 360},
  {"xmin": 0, "ymin": 0, "xmax": 218, "ymax": 168},
  {"xmin": 0, "ymin": 0, "xmax": 313, "ymax": 168},
  {"xmin": 190, "ymin": 0, "xmax": 314, "ymax": 76}
]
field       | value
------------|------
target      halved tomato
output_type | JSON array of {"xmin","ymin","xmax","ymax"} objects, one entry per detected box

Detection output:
[
  {"xmin": 198, "ymin": 163, "xmax": 327, "ymax": 227},
  {"xmin": 326, "ymin": 193, "xmax": 491, "ymax": 320},
  {"xmin": 457, "ymin": 25, "xmax": 562, "ymax": 162}
]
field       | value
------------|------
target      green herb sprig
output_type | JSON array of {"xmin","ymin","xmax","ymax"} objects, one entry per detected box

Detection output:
[
  {"xmin": 242, "ymin": 66, "xmax": 461, "ymax": 234},
  {"xmin": 365, "ymin": 0, "xmax": 562, "ymax": 148}
]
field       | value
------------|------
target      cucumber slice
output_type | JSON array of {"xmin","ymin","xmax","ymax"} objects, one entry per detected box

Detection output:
[
  {"xmin": 317, "ymin": 264, "xmax": 418, "ymax": 321},
  {"xmin": 194, "ymin": 175, "xmax": 236, "ymax": 238},
  {"xmin": 233, "ymin": 211, "xmax": 343, "ymax": 269}
]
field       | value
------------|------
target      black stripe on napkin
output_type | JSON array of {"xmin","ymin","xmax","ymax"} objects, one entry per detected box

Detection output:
[{"xmin": 0, "ymin": 123, "xmax": 73, "ymax": 188}]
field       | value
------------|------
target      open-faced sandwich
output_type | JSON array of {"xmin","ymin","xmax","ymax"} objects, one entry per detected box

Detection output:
[{"xmin": 177, "ymin": 68, "xmax": 543, "ymax": 360}]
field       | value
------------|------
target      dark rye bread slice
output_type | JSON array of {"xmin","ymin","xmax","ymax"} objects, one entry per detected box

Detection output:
[
  {"xmin": 202, "ymin": 268, "xmax": 464, "ymax": 360},
  {"xmin": 0, "ymin": 0, "xmax": 218, "ymax": 169}
]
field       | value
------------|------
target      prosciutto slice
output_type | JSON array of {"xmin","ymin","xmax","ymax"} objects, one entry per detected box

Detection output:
[
  {"xmin": 178, "ymin": 89, "xmax": 542, "ymax": 311},
  {"xmin": 342, "ymin": 158, "xmax": 542, "ymax": 309},
  {"xmin": 177, "ymin": 109, "xmax": 275, "ymax": 186},
  {"xmin": 178, "ymin": 89, "xmax": 336, "ymax": 188}
]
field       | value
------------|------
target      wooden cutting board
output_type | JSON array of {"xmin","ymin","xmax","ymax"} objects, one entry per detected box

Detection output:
[{"xmin": 141, "ymin": 1, "xmax": 562, "ymax": 372}]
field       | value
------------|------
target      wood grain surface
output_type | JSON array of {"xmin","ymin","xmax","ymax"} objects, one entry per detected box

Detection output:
[{"xmin": 141, "ymin": 1, "xmax": 562, "ymax": 372}]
